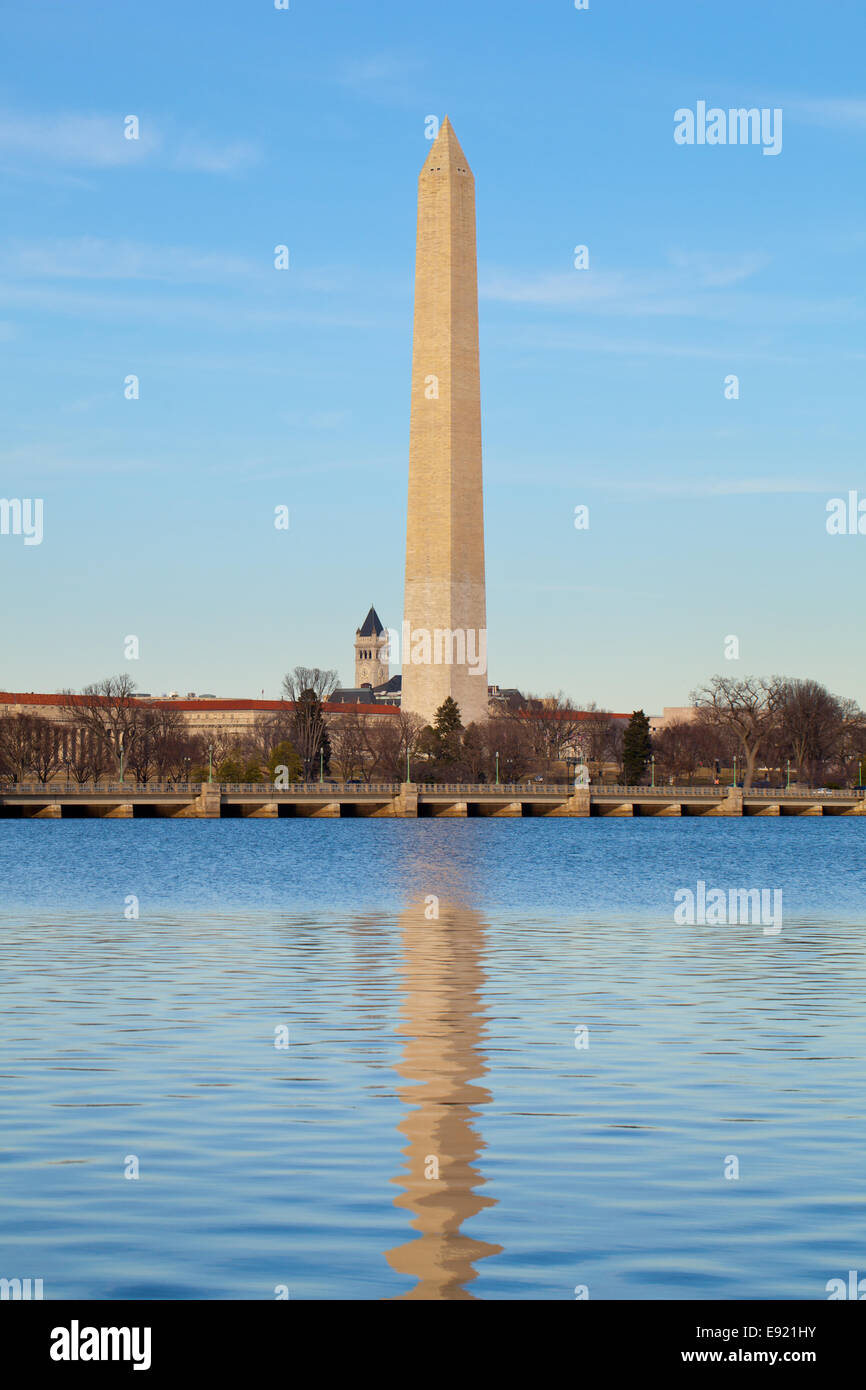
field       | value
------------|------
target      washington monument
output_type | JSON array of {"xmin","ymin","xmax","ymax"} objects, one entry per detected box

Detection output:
[{"xmin": 401, "ymin": 118, "xmax": 488, "ymax": 729}]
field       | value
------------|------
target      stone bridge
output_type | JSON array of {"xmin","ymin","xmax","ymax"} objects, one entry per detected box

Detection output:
[{"xmin": 1, "ymin": 783, "xmax": 864, "ymax": 819}]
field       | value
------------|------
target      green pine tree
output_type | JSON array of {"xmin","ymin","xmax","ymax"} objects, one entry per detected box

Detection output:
[
  {"xmin": 267, "ymin": 740, "xmax": 302, "ymax": 784},
  {"xmin": 433, "ymin": 697, "xmax": 463, "ymax": 738},
  {"xmin": 622, "ymin": 710, "xmax": 652, "ymax": 784},
  {"xmin": 320, "ymin": 727, "xmax": 332, "ymax": 776},
  {"xmin": 415, "ymin": 698, "xmax": 465, "ymax": 780},
  {"xmin": 216, "ymin": 754, "xmax": 246, "ymax": 782}
]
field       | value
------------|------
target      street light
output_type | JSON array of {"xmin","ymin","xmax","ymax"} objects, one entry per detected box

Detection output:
[
  {"xmin": 319, "ymin": 747, "xmax": 324, "ymax": 784},
  {"xmin": 650, "ymin": 754, "xmax": 655, "ymax": 788},
  {"xmin": 786, "ymin": 758, "xmax": 791, "ymax": 790},
  {"xmin": 733, "ymin": 754, "xmax": 737, "ymax": 787},
  {"xmin": 495, "ymin": 751, "xmax": 500, "ymax": 785},
  {"xmin": 118, "ymin": 732, "xmax": 124, "ymax": 786},
  {"xmin": 207, "ymin": 742, "xmax": 214, "ymax": 784}
]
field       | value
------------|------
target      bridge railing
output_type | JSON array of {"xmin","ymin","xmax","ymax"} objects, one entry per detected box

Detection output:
[
  {"xmin": 588, "ymin": 785, "xmax": 863, "ymax": 799},
  {"xmin": 745, "ymin": 787, "xmax": 863, "ymax": 799},
  {"xmin": 592, "ymin": 784, "xmax": 735, "ymax": 797},
  {"xmin": 222, "ymin": 782, "xmax": 403, "ymax": 795},
  {"xmin": 0, "ymin": 782, "xmax": 205, "ymax": 795},
  {"xmin": 1, "ymin": 780, "xmax": 863, "ymax": 799}
]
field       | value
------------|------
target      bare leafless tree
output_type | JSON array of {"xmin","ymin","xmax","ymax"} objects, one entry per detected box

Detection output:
[
  {"xmin": 508, "ymin": 692, "xmax": 586, "ymax": 776},
  {"xmin": 364, "ymin": 711, "xmax": 426, "ymax": 781},
  {"xmin": 692, "ymin": 676, "xmax": 783, "ymax": 789},
  {"xmin": 652, "ymin": 719, "xmax": 727, "ymax": 785},
  {"xmin": 330, "ymin": 711, "xmax": 368, "ymax": 781},
  {"xmin": 0, "ymin": 713, "xmax": 62, "ymax": 783},
  {"xmin": 29, "ymin": 718, "xmax": 63, "ymax": 783},
  {"xmin": 126, "ymin": 707, "xmax": 191, "ymax": 785},
  {"xmin": 149, "ymin": 708, "xmax": 197, "ymax": 781},
  {"xmin": 60, "ymin": 675, "xmax": 142, "ymax": 769},
  {"xmin": 251, "ymin": 708, "xmax": 295, "ymax": 764},
  {"xmin": 771, "ymin": 678, "xmax": 860, "ymax": 786},
  {"xmin": 460, "ymin": 715, "xmax": 537, "ymax": 783},
  {"xmin": 281, "ymin": 668, "xmax": 340, "ymax": 704},
  {"xmin": 66, "ymin": 725, "xmax": 111, "ymax": 785},
  {"xmin": 281, "ymin": 667, "xmax": 339, "ymax": 779}
]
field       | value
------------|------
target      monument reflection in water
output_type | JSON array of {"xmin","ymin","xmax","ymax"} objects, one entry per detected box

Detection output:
[{"xmin": 385, "ymin": 880, "xmax": 502, "ymax": 1299}]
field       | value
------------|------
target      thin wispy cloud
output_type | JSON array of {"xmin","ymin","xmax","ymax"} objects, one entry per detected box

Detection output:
[
  {"xmin": 0, "ymin": 280, "xmax": 385, "ymax": 332},
  {"xmin": 172, "ymin": 136, "xmax": 261, "ymax": 173},
  {"xmin": 0, "ymin": 237, "xmax": 257, "ymax": 282},
  {"xmin": 0, "ymin": 110, "xmax": 261, "ymax": 173},
  {"xmin": 0, "ymin": 236, "xmax": 398, "ymax": 303},
  {"xmin": 607, "ymin": 477, "xmax": 832, "ymax": 498},
  {"xmin": 0, "ymin": 112, "xmax": 151, "ymax": 166},
  {"xmin": 665, "ymin": 250, "xmax": 769, "ymax": 288},
  {"xmin": 787, "ymin": 98, "xmax": 866, "ymax": 130},
  {"xmin": 0, "ymin": 444, "xmax": 166, "ymax": 479},
  {"xmin": 480, "ymin": 253, "xmax": 768, "ymax": 316},
  {"xmin": 481, "ymin": 255, "xmax": 857, "ymax": 325},
  {"xmin": 335, "ymin": 51, "xmax": 424, "ymax": 105},
  {"xmin": 490, "ymin": 326, "xmax": 779, "ymax": 360}
]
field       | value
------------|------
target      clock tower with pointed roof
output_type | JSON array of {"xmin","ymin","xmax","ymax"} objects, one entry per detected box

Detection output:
[{"xmin": 354, "ymin": 605, "xmax": 390, "ymax": 689}]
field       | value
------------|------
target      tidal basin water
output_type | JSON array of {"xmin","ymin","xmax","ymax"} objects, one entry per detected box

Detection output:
[{"xmin": 0, "ymin": 819, "xmax": 864, "ymax": 1301}]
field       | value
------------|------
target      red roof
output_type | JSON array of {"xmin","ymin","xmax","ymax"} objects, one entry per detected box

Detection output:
[
  {"xmin": 518, "ymin": 708, "xmax": 632, "ymax": 722},
  {"xmin": 0, "ymin": 692, "xmax": 399, "ymax": 715},
  {"xmin": 0, "ymin": 693, "xmax": 628, "ymax": 721}
]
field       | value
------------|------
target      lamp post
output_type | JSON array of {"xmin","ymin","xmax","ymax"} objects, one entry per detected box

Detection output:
[
  {"xmin": 118, "ymin": 732, "xmax": 124, "ymax": 786},
  {"xmin": 650, "ymin": 754, "xmax": 655, "ymax": 788},
  {"xmin": 319, "ymin": 747, "xmax": 324, "ymax": 784},
  {"xmin": 786, "ymin": 758, "xmax": 791, "ymax": 790},
  {"xmin": 495, "ymin": 751, "xmax": 500, "ymax": 785},
  {"xmin": 64, "ymin": 756, "xmax": 70, "ymax": 790},
  {"xmin": 406, "ymin": 748, "xmax": 410, "ymax": 785},
  {"xmin": 733, "ymin": 754, "xmax": 737, "ymax": 787},
  {"xmin": 184, "ymin": 756, "xmax": 190, "ymax": 786},
  {"xmin": 208, "ymin": 742, "xmax": 213, "ymax": 784}
]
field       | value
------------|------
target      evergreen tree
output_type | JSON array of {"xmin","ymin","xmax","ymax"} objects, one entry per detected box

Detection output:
[
  {"xmin": 416, "ymin": 698, "xmax": 465, "ymax": 780},
  {"xmin": 320, "ymin": 727, "xmax": 332, "ymax": 776},
  {"xmin": 622, "ymin": 710, "xmax": 652, "ymax": 784},
  {"xmin": 291, "ymin": 688, "xmax": 331, "ymax": 780},
  {"xmin": 434, "ymin": 696, "xmax": 463, "ymax": 738},
  {"xmin": 216, "ymin": 754, "xmax": 246, "ymax": 783},
  {"xmin": 267, "ymin": 740, "xmax": 302, "ymax": 784}
]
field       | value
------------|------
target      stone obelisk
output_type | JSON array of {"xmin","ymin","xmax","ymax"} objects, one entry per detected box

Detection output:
[{"xmin": 402, "ymin": 117, "xmax": 488, "ymax": 730}]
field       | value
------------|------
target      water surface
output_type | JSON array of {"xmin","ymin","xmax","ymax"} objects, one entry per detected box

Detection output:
[{"xmin": 0, "ymin": 820, "xmax": 863, "ymax": 1299}]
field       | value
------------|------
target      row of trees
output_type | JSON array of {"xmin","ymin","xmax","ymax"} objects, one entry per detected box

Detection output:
[
  {"xmin": 0, "ymin": 668, "xmax": 433, "ymax": 787},
  {"xmin": 402, "ymin": 695, "xmax": 623, "ymax": 784},
  {"xmin": 692, "ymin": 675, "xmax": 864, "ymax": 789},
  {"xmin": 1, "ymin": 672, "xmax": 862, "ymax": 791},
  {"xmin": 0, "ymin": 673, "xmax": 312, "ymax": 786},
  {"xmin": 620, "ymin": 677, "xmax": 865, "ymax": 790},
  {"xmin": 370, "ymin": 676, "xmax": 864, "ymax": 789}
]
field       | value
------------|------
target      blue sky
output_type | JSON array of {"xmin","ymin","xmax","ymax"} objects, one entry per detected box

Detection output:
[{"xmin": 1, "ymin": 0, "xmax": 864, "ymax": 712}]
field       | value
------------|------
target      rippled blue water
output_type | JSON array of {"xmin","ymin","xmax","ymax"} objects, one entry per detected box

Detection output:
[{"xmin": 0, "ymin": 820, "xmax": 864, "ymax": 1300}]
